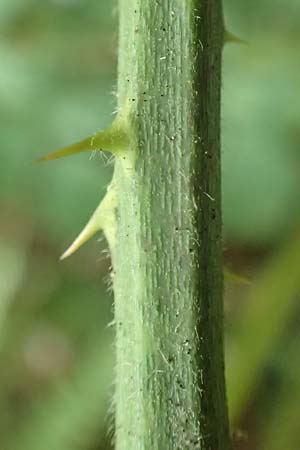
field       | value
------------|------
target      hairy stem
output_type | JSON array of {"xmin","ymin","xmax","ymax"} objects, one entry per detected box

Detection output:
[{"xmin": 112, "ymin": 1, "xmax": 230, "ymax": 449}]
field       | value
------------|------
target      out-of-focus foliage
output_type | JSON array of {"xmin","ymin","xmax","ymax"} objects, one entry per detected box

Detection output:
[
  {"xmin": 223, "ymin": 6, "xmax": 300, "ymax": 243},
  {"xmin": 0, "ymin": 1, "xmax": 299, "ymax": 449}
]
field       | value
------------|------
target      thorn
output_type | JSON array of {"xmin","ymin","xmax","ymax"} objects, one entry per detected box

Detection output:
[
  {"xmin": 59, "ymin": 182, "xmax": 117, "ymax": 260},
  {"xmin": 60, "ymin": 205, "xmax": 103, "ymax": 260},
  {"xmin": 224, "ymin": 30, "xmax": 249, "ymax": 46},
  {"xmin": 36, "ymin": 136, "xmax": 95, "ymax": 162},
  {"xmin": 224, "ymin": 267, "xmax": 251, "ymax": 285},
  {"xmin": 37, "ymin": 112, "xmax": 131, "ymax": 162}
]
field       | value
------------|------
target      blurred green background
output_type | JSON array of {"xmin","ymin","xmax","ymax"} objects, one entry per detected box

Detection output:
[{"xmin": 0, "ymin": 1, "xmax": 299, "ymax": 449}]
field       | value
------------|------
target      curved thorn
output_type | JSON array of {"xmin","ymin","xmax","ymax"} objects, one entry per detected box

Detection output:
[
  {"xmin": 59, "ymin": 182, "xmax": 117, "ymax": 260},
  {"xmin": 60, "ymin": 214, "xmax": 102, "ymax": 260},
  {"xmin": 224, "ymin": 30, "xmax": 249, "ymax": 46}
]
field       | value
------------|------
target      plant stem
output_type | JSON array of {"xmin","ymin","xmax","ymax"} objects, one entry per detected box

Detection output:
[{"xmin": 112, "ymin": 1, "xmax": 230, "ymax": 449}]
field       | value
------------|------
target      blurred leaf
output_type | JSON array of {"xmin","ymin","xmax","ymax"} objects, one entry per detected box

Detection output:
[
  {"xmin": 0, "ymin": 240, "xmax": 26, "ymax": 344},
  {"xmin": 8, "ymin": 335, "xmax": 113, "ymax": 450},
  {"xmin": 226, "ymin": 234, "xmax": 300, "ymax": 423},
  {"xmin": 258, "ymin": 332, "xmax": 300, "ymax": 450},
  {"xmin": 222, "ymin": 38, "xmax": 300, "ymax": 242}
]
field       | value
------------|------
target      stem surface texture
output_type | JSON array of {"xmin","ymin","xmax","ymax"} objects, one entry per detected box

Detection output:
[{"xmin": 113, "ymin": 1, "xmax": 230, "ymax": 449}]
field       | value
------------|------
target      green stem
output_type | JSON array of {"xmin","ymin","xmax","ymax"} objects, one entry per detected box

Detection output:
[{"xmin": 112, "ymin": 1, "xmax": 230, "ymax": 449}]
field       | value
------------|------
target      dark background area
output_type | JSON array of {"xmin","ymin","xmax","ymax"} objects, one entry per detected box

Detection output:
[{"xmin": 0, "ymin": 1, "xmax": 299, "ymax": 449}]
